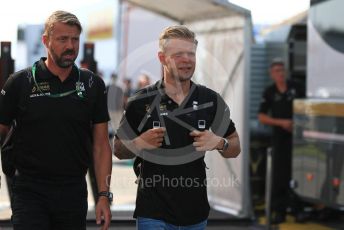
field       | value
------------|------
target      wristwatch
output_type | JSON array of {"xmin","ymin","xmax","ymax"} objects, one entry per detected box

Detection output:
[
  {"xmin": 98, "ymin": 191, "xmax": 113, "ymax": 202},
  {"xmin": 219, "ymin": 138, "xmax": 229, "ymax": 152}
]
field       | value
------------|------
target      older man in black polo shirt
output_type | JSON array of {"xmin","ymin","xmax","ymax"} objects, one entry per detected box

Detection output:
[
  {"xmin": 0, "ymin": 11, "xmax": 112, "ymax": 230},
  {"xmin": 114, "ymin": 25, "xmax": 241, "ymax": 230}
]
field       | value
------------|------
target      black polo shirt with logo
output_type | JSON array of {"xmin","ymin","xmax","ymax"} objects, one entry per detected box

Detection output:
[
  {"xmin": 258, "ymin": 81, "xmax": 304, "ymax": 137},
  {"xmin": 117, "ymin": 80, "xmax": 236, "ymax": 225},
  {"xmin": 0, "ymin": 58, "xmax": 109, "ymax": 178}
]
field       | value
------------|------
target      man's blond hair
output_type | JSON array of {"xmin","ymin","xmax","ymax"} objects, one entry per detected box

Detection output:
[
  {"xmin": 159, "ymin": 25, "xmax": 198, "ymax": 51},
  {"xmin": 44, "ymin": 10, "xmax": 82, "ymax": 37}
]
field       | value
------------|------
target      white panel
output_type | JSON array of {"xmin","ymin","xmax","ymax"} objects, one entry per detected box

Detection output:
[
  {"xmin": 118, "ymin": 4, "xmax": 175, "ymax": 85},
  {"xmin": 187, "ymin": 16, "xmax": 251, "ymax": 218},
  {"xmin": 307, "ymin": 21, "xmax": 344, "ymax": 98}
]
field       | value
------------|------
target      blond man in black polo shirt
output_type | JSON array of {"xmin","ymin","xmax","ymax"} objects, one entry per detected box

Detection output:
[{"xmin": 114, "ymin": 25, "xmax": 240, "ymax": 230}]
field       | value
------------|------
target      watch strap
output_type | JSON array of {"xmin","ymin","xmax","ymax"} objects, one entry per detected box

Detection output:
[
  {"xmin": 98, "ymin": 191, "xmax": 113, "ymax": 202},
  {"xmin": 219, "ymin": 138, "xmax": 229, "ymax": 152}
]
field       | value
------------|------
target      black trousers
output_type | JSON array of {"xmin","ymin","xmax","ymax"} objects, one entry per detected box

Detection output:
[
  {"xmin": 11, "ymin": 174, "xmax": 88, "ymax": 230},
  {"xmin": 271, "ymin": 133, "xmax": 292, "ymax": 214}
]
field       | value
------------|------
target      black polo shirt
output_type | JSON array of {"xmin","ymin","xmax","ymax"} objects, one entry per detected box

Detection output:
[
  {"xmin": 117, "ymin": 80, "xmax": 236, "ymax": 225},
  {"xmin": 259, "ymin": 81, "xmax": 304, "ymax": 136},
  {"xmin": 0, "ymin": 58, "xmax": 109, "ymax": 178}
]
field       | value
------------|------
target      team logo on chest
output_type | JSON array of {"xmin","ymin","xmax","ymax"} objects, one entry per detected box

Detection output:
[
  {"xmin": 287, "ymin": 88, "xmax": 296, "ymax": 100},
  {"xmin": 159, "ymin": 103, "xmax": 168, "ymax": 116},
  {"xmin": 31, "ymin": 82, "xmax": 50, "ymax": 93},
  {"xmin": 76, "ymin": 82, "xmax": 86, "ymax": 92},
  {"xmin": 30, "ymin": 82, "xmax": 51, "ymax": 97}
]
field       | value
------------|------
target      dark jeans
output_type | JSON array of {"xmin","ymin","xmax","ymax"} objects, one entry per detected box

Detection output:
[
  {"xmin": 11, "ymin": 174, "xmax": 88, "ymax": 230},
  {"xmin": 137, "ymin": 217, "xmax": 207, "ymax": 230}
]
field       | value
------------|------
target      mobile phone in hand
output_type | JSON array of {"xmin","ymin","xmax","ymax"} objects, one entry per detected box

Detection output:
[{"xmin": 153, "ymin": 121, "xmax": 160, "ymax": 128}]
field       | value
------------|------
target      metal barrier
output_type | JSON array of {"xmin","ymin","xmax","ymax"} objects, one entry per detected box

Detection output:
[{"xmin": 265, "ymin": 147, "xmax": 273, "ymax": 229}]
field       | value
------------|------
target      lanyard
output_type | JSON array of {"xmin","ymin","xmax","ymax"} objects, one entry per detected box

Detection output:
[{"xmin": 31, "ymin": 62, "xmax": 83, "ymax": 98}]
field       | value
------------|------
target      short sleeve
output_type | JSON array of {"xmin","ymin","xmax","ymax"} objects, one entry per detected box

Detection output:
[
  {"xmin": 0, "ymin": 75, "xmax": 20, "ymax": 125},
  {"xmin": 116, "ymin": 95, "xmax": 141, "ymax": 140},
  {"xmin": 92, "ymin": 76, "xmax": 110, "ymax": 124},
  {"xmin": 211, "ymin": 93, "xmax": 236, "ymax": 138},
  {"xmin": 258, "ymin": 88, "xmax": 271, "ymax": 114}
]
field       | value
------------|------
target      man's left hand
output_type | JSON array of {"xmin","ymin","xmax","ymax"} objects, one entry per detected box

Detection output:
[
  {"xmin": 95, "ymin": 197, "xmax": 112, "ymax": 230},
  {"xmin": 190, "ymin": 130, "xmax": 222, "ymax": 151}
]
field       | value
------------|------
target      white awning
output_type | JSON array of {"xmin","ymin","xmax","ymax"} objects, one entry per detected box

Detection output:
[{"xmin": 125, "ymin": 0, "xmax": 250, "ymax": 23}]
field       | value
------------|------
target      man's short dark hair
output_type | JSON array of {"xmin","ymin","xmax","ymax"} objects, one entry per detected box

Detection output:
[{"xmin": 270, "ymin": 57, "xmax": 285, "ymax": 68}]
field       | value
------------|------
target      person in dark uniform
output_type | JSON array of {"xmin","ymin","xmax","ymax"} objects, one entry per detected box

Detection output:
[
  {"xmin": 0, "ymin": 11, "xmax": 112, "ymax": 230},
  {"xmin": 114, "ymin": 25, "xmax": 241, "ymax": 229},
  {"xmin": 107, "ymin": 73, "xmax": 124, "ymax": 131},
  {"xmin": 258, "ymin": 58, "xmax": 305, "ymax": 224}
]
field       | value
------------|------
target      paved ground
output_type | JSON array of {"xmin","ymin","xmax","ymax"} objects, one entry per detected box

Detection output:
[
  {"xmin": 0, "ymin": 157, "xmax": 342, "ymax": 229},
  {"xmin": 0, "ymin": 157, "xmax": 137, "ymax": 220}
]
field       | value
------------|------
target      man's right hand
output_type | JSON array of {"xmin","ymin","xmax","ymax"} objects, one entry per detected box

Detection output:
[{"xmin": 133, "ymin": 127, "xmax": 166, "ymax": 150}]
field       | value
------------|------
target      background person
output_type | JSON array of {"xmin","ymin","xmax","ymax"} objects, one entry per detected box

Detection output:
[
  {"xmin": 136, "ymin": 73, "xmax": 151, "ymax": 90},
  {"xmin": 122, "ymin": 78, "xmax": 134, "ymax": 109},
  {"xmin": 107, "ymin": 73, "xmax": 124, "ymax": 132},
  {"xmin": 258, "ymin": 58, "xmax": 305, "ymax": 224}
]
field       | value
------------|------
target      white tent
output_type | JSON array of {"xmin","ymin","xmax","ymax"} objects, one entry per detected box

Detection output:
[{"xmin": 120, "ymin": 0, "xmax": 253, "ymax": 218}]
